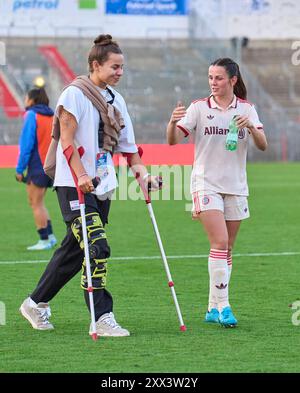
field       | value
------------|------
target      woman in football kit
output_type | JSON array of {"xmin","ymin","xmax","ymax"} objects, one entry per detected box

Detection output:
[{"xmin": 167, "ymin": 58, "xmax": 267, "ymax": 327}]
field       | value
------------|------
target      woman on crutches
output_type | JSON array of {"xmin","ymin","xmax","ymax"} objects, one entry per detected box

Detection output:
[{"xmin": 19, "ymin": 34, "xmax": 159, "ymax": 337}]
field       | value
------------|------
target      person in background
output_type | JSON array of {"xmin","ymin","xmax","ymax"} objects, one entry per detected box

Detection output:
[
  {"xmin": 167, "ymin": 58, "xmax": 267, "ymax": 327},
  {"xmin": 16, "ymin": 87, "xmax": 57, "ymax": 251}
]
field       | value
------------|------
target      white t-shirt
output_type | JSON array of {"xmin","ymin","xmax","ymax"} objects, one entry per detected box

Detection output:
[
  {"xmin": 177, "ymin": 95, "xmax": 263, "ymax": 196},
  {"xmin": 53, "ymin": 85, "xmax": 138, "ymax": 188}
]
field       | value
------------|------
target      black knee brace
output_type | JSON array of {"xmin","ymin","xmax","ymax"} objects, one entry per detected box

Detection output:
[{"xmin": 71, "ymin": 212, "xmax": 110, "ymax": 290}]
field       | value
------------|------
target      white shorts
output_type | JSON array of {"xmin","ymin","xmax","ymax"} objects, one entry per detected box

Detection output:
[{"xmin": 192, "ymin": 192, "xmax": 250, "ymax": 221}]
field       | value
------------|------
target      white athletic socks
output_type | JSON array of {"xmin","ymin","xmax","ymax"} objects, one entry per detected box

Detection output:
[
  {"xmin": 208, "ymin": 249, "xmax": 229, "ymax": 311},
  {"xmin": 208, "ymin": 256, "xmax": 218, "ymax": 311},
  {"xmin": 227, "ymin": 250, "xmax": 232, "ymax": 282}
]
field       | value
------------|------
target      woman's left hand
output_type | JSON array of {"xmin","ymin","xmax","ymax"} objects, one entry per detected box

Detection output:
[
  {"xmin": 15, "ymin": 173, "xmax": 24, "ymax": 182},
  {"xmin": 235, "ymin": 115, "xmax": 254, "ymax": 130}
]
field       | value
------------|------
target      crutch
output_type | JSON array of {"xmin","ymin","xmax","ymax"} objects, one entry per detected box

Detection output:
[
  {"xmin": 126, "ymin": 147, "xmax": 186, "ymax": 332},
  {"xmin": 64, "ymin": 145, "xmax": 98, "ymax": 341}
]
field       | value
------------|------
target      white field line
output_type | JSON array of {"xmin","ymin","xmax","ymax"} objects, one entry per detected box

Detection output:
[{"xmin": 0, "ymin": 251, "xmax": 299, "ymax": 265}]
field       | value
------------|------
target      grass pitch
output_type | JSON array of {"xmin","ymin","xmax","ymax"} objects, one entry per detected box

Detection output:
[{"xmin": 0, "ymin": 163, "xmax": 300, "ymax": 373}]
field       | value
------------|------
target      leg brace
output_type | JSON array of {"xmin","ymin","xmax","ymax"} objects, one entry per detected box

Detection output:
[{"xmin": 71, "ymin": 212, "xmax": 110, "ymax": 290}]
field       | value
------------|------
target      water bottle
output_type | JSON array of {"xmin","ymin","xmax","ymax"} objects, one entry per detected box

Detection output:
[{"xmin": 225, "ymin": 115, "xmax": 239, "ymax": 151}]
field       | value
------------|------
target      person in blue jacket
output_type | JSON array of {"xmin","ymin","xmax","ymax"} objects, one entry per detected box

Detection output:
[{"xmin": 16, "ymin": 87, "xmax": 57, "ymax": 250}]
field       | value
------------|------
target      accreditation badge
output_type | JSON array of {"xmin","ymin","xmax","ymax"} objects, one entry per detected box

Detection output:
[{"xmin": 95, "ymin": 150, "xmax": 118, "ymax": 199}]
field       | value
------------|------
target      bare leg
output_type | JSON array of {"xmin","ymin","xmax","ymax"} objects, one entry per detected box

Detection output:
[
  {"xmin": 26, "ymin": 182, "xmax": 50, "ymax": 230},
  {"xmin": 199, "ymin": 210, "xmax": 228, "ymax": 250},
  {"xmin": 226, "ymin": 220, "xmax": 241, "ymax": 281}
]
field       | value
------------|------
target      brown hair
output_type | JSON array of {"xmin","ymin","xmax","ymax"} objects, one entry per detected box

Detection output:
[
  {"xmin": 88, "ymin": 34, "xmax": 122, "ymax": 72},
  {"xmin": 27, "ymin": 87, "xmax": 49, "ymax": 106},
  {"xmin": 210, "ymin": 58, "xmax": 247, "ymax": 99}
]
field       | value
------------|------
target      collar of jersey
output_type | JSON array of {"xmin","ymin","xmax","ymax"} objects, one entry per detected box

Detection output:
[{"xmin": 208, "ymin": 94, "xmax": 237, "ymax": 110}]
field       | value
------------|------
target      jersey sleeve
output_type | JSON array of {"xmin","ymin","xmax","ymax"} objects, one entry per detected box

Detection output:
[
  {"xmin": 177, "ymin": 102, "xmax": 198, "ymax": 136},
  {"xmin": 248, "ymin": 105, "xmax": 264, "ymax": 130},
  {"xmin": 55, "ymin": 86, "xmax": 85, "ymax": 124},
  {"xmin": 16, "ymin": 110, "xmax": 37, "ymax": 174}
]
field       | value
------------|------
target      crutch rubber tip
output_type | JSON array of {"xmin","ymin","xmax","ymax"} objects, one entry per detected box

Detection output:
[
  {"xmin": 180, "ymin": 325, "xmax": 187, "ymax": 332},
  {"xmin": 91, "ymin": 333, "xmax": 98, "ymax": 341},
  {"xmin": 87, "ymin": 287, "xmax": 93, "ymax": 292},
  {"xmin": 168, "ymin": 281, "xmax": 174, "ymax": 287}
]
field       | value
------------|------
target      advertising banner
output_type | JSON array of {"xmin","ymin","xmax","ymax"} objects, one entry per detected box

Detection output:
[
  {"xmin": 0, "ymin": 0, "xmax": 189, "ymax": 37},
  {"xmin": 106, "ymin": 0, "xmax": 188, "ymax": 15}
]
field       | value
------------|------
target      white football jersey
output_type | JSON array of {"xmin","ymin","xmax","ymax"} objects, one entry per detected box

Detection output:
[
  {"xmin": 54, "ymin": 85, "xmax": 138, "ymax": 188},
  {"xmin": 177, "ymin": 95, "xmax": 263, "ymax": 196}
]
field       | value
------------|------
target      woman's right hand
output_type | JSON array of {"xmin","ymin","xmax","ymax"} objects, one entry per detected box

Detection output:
[
  {"xmin": 78, "ymin": 174, "xmax": 94, "ymax": 194},
  {"xmin": 169, "ymin": 104, "xmax": 186, "ymax": 124}
]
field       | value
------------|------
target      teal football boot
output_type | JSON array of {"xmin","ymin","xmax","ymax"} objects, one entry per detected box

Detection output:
[
  {"xmin": 218, "ymin": 306, "xmax": 238, "ymax": 328},
  {"xmin": 204, "ymin": 308, "xmax": 220, "ymax": 323}
]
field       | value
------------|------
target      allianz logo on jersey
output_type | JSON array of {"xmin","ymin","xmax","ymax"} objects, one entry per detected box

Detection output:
[
  {"xmin": 13, "ymin": 0, "xmax": 60, "ymax": 12},
  {"xmin": 204, "ymin": 126, "xmax": 246, "ymax": 139}
]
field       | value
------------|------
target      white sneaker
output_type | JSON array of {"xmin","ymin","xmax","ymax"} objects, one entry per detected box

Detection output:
[
  {"xmin": 48, "ymin": 234, "xmax": 57, "ymax": 247},
  {"xmin": 90, "ymin": 312, "xmax": 130, "ymax": 337},
  {"xmin": 19, "ymin": 297, "xmax": 54, "ymax": 330},
  {"xmin": 27, "ymin": 239, "xmax": 52, "ymax": 251}
]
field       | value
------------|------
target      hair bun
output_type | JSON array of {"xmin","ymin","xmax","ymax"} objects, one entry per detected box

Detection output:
[{"xmin": 94, "ymin": 34, "xmax": 113, "ymax": 46}]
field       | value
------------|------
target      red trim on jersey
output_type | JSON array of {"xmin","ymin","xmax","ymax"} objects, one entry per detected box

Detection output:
[
  {"xmin": 248, "ymin": 126, "xmax": 264, "ymax": 135},
  {"xmin": 177, "ymin": 125, "xmax": 190, "ymax": 137},
  {"xmin": 237, "ymin": 97, "xmax": 254, "ymax": 106},
  {"xmin": 192, "ymin": 97, "xmax": 209, "ymax": 105},
  {"xmin": 207, "ymin": 96, "xmax": 212, "ymax": 108},
  {"xmin": 193, "ymin": 193, "xmax": 201, "ymax": 214}
]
